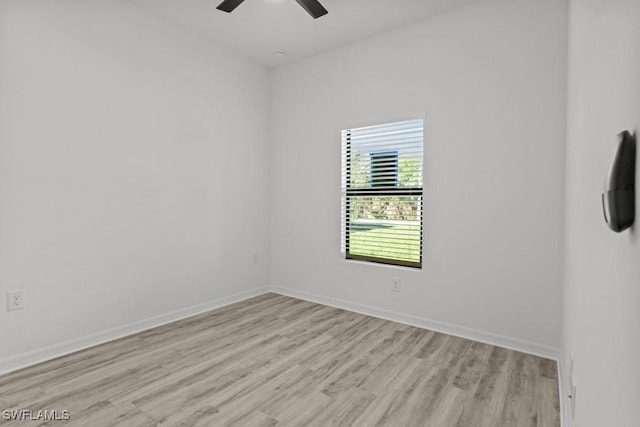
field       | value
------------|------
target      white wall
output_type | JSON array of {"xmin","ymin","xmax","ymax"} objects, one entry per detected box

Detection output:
[
  {"xmin": 270, "ymin": 0, "xmax": 568, "ymax": 354},
  {"xmin": 563, "ymin": 0, "xmax": 640, "ymax": 425},
  {"xmin": 0, "ymin": 1, "xmax": 270, "ymax": 364}
]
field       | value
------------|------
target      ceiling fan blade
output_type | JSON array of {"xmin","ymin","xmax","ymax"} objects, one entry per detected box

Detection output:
[
  {"xmin": 216, "ymin": 0, "xmax": 246, "ymax": 13},
  {"xmin": 294, "ymin": 0, "xmax": 328, "ymax": 19}
]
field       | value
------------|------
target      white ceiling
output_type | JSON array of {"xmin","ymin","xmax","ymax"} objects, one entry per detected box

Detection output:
[{"xmin": 132, "ymin": 0, "xmax": 478, "ymax": 68}]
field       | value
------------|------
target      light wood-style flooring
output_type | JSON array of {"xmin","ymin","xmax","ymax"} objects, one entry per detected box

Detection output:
[{"xmin": 0, "ymin": 293, "xmax": 560, "ymax": 426}]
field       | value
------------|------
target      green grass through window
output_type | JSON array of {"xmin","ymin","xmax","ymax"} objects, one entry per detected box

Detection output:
[{"xmin": 348, "ymin": 223, "xmax": 421, "ymax": 264}]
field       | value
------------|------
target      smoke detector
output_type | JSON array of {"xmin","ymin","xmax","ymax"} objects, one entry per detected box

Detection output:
[{"xmin": 273, "ymin": 49, "xmax": 288, "ymax": 60}]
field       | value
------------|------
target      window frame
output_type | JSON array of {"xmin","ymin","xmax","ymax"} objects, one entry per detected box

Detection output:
[{"xmin": 342, "ymin": 116, "xmax": 424, "ymax": 269}]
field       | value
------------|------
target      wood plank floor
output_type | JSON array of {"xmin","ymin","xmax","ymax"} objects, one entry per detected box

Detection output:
[{"xmin": 0, "ymin": 293, "xmax": 560, "ymax": 426}]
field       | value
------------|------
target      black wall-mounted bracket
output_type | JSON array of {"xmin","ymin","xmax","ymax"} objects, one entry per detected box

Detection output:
[{"xmin": 602, "ymin": 130, "xmax": 636, "ymax": 232}]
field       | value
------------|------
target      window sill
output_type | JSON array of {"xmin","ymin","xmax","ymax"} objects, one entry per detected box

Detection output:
[{"xmin": 340, "ymin": 256, "xmax": 423, "ymax": 272}]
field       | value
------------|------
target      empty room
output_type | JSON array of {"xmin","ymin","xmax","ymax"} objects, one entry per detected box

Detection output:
[{"xmin": 0, "ymin": 0, "xmax": 638, "ymax": 426}]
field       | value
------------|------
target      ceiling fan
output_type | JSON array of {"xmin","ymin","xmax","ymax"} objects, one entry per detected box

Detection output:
[{"xmin": 216, "ymin": 0, "xmax": 328, "ymax": 19}]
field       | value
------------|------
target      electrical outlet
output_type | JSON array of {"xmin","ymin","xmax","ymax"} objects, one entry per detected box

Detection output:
[
  {"xmin": 7, "ymin": 290, "xmax": 25, "ymax": 311},
  {"xmin": 391, "ymin": 278, "xmax": 401, "ymax": 293},
  {"xmin": 252, "ymin": 254, "xmax": 259, "ymax": 265}
]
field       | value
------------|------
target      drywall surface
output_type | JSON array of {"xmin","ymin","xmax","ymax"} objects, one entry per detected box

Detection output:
[
  {"xmin": 0, "ymin": 1, "xmax": 270, "ymax": 361},
  {"xmin": 563, "ymin": 0, "xmax": 640, "ymax": 425},
  {"xmin": 271, "ymin": 0, "xmax": 567, "ymax": 352}
]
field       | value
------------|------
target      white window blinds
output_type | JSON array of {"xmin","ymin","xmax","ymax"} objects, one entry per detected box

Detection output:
[{"xmin": 341, "ymin": 118, "xmax": 424, "ymax": 268}]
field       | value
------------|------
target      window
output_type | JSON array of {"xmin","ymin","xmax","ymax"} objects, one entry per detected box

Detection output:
[{"xmin": 341, "ymin": 118, "xmax": 424, "ymax": 268}]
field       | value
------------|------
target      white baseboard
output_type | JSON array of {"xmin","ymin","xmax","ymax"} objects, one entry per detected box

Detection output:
[
  {"xmin": 0, "ymin": 286, "xmax": 269, "ymax": 376},
  {"xmin": 270, "ymin": 285, "xmax": 560, "ymax": 360},
  {"xmin": 557, "ymin": 355, "xmax": 568, "ymax": 427}
]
